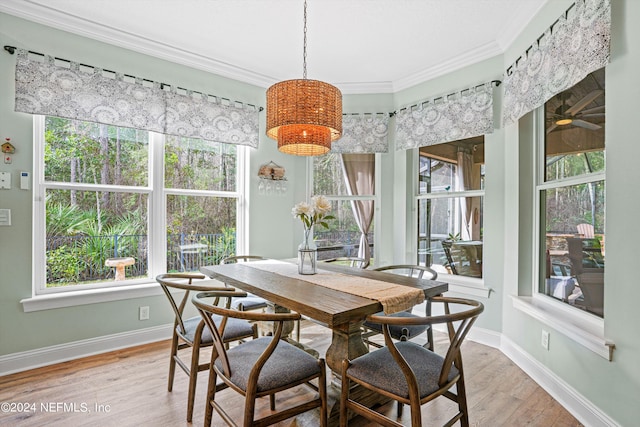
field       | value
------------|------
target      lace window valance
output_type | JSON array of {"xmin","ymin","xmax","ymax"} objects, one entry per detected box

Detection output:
[
  {"xmin": 502, "ymin": 0, "xmax": 610, "ymax": 126},
  {"xmin": 164, "ymin": 89, "xmax": 258, "ymax": 148},
  {"xmin": 331, "ymin": 113, "xmax": 389, "ymax": 153},
  {"xmin": 395, "ymin": 83, "xmax": 494, "ymax": 151},
  {"xmin": 14, "ymin": 49, "xmax": 259, "ymax": 147}
]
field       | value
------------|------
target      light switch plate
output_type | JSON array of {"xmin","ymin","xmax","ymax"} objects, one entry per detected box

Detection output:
[
  {"xmin": 0, "ymin": 171, "xmax": 10, "ymax": 189},
  {"xmin": 0, "ymin": 209, "xmax": 11, "ymax": 226}
]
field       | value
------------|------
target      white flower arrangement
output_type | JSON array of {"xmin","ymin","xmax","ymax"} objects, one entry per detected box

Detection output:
[{"xmin": 292, "ymin": 195, "xmax": 334, "ymax": 231}]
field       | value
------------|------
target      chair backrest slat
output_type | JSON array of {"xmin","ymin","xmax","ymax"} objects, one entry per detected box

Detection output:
[
  {"xmin": 156, "ymin": 273, "xmax": 231, "ymax": 335},
  {"xmin": 192, "ymin": 290, "xmax": 301, "ymax": 380},
  {"xmin": 368, "ymin": 296, "xmax": 483, "ymax": 390}
]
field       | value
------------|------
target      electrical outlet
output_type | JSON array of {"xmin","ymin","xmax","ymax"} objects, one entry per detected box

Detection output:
[
  {"xmin": 541, "ymin": 329, "xmax": 550, "ymax": 350},
  {"xmin": 139, "ymin": 306, "xmax": 150, "ymax": 320}
]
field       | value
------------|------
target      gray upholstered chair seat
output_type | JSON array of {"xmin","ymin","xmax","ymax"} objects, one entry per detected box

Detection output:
[
  {"xmin": 179, "ymin": 315, "xmax": 256, "ymax": 344},
  {"xmin": 215, "ymin": 337, "xmax": 322, "ymax": 393},
  {"xmin": 194, "ymin": 289, "xmax": 327, "ymax": 426},
  {"xmin": 363, "ymin": 311, "xmax": 430, "ymax": 340},
  {"xmin": 347, "ymin": 341, "xmax": 458, "ymax": 399},
  {"xmin": 231, "ymin": 294, "xmax": 268, "ymax": 311}
]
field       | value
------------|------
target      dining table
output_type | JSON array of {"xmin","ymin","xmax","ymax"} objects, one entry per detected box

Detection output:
[{"xmin": 200, "ymin": 259, "xmax": 448, "ymax": 425}]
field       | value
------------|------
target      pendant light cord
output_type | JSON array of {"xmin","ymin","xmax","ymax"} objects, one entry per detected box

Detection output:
[{"xmin": 302, "ymin": 0, "xmax": 307, "ymax": 80}]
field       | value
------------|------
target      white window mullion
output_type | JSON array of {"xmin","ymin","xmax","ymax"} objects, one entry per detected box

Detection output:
[
  {"xmin": 148, "ymin": 132, "xmax": 166, "ymax": 278},
  {"xmin": 235, "ymin": 145, "xmax": 248, "ymax": 255},
  {"xmin": 33, "ymin": 116, "xmax": 47, "ymax": 293}
]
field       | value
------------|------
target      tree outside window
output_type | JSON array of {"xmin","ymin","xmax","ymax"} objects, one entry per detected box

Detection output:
[{"xmin": 36, "ymin": 117, "xmax": 241, "ymax": 292}]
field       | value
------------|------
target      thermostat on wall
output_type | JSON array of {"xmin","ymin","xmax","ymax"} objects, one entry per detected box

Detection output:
[{"xmin": 20, "ymin": 171, "xmax": 30, "ymax": 190}]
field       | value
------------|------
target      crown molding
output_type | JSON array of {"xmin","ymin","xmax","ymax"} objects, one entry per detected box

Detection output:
[
  {"xmin": 495, "ymin": 0, "xmax": 549, "ymax": 51},
  {"xmin": 1, "ymin": 0, "xmax": 511, "ymax": 95},
  {"xmin": 0, "ymin": 0, "xmax": 274, "ymax": 88},
  {"xmin": 392, "ymin": 41, "xmax": 504, "ymax": 92}
]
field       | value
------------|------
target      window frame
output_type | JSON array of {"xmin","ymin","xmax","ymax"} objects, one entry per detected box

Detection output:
[
  {"xmin": 26, "ymin": 116, "xmax": 248, "ymax": 308},
  {"xmin": 414, "ymin": 146, "xmax": 489, "ymax": 297},
  {"xmin": 532, "ymin": 107, "xmax": 606, "ymax": 317},
  {"xmin": 511, "ymin": 107, "xmax": 612, "ymax": 361},
  {"xmin": 309, "ymin": 154, "xmax": 380, "ymax": 264}
]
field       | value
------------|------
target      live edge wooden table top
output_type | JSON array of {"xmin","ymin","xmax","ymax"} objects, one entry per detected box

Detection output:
[{"xmin": 200, "ymin": 260, "xmax": 448, "ymax": 373}]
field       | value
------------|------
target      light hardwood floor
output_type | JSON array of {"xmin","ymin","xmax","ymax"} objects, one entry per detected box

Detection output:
[{"xmin": 0, "ymin": 321, "xmax": 582, "ymax": 426}]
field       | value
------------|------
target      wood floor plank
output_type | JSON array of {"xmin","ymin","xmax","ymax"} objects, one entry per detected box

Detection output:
[{"xmin": 0, "ymin": 321, "xmax": 582, "ymax": 426}]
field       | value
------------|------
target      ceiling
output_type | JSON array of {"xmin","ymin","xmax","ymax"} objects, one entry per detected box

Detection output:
[{"xmin": 0, "ymin": 0, "xmax": 549, "ymax": 94}]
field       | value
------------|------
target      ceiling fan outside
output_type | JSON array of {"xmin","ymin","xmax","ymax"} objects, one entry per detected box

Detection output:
[{"xmin": 547, "ymin": 90, "xmax": 604, "ymax": 133}]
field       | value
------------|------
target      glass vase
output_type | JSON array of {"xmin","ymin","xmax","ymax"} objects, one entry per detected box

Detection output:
[{"xmin": 298, "ymin": 228, "xmax": 317, "ymax": 275}]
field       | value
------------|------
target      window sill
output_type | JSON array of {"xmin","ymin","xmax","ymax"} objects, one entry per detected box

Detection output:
[
  {"xmin": 21, "ymin": 282, "xmax": 164, "ymax": 312},
  {"xmin": 511, "ymin": 295, "xmax": 614, "ymax": 361},
  {"xmin": 438, "ymin": 273, "xmax": 492, "ymax": 298}
]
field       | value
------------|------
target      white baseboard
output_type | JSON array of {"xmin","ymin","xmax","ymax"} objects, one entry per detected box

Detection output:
[
  {"xmin": 469, "ymin": 327, "xmax": 619, "ymax": 427},
  {"xmin": 0, "ymin": 323, "xmax": 620, "ymax": 427},
  {"xmin": 0, "ymin": 324, "xmax": 173, "ymax": 376}
]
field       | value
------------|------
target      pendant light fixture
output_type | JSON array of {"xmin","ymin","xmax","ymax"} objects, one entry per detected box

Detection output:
[{"xmin": 266, "ymin": 0, "xmax": 342, "ymax": 156}]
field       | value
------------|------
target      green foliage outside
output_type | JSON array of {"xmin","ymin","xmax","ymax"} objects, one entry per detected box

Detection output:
[{"xmin": 43, "ymin": 117, "xmax": 237, "ymax": 286}]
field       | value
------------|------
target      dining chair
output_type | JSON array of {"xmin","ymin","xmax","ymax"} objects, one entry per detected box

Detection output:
[
  {"xmin": 192, "ymin": 290, "xmax": 328, "ymax": 427},
  {"xmin": 340, "ymin": 296, "xmax": 484, "ymax": 427},
  {"xmin": 220, "ymin": 255, "xmax": 302, "ymax": 342},
  {"xmin": 322, "ymin": 257, "xmax": 367, "ymax": 269},
  {"xmin": 156, "ymin": 273, "xmax": 258, "ymax": 422},
  {"xmin": 220, "ymin": 255, "xmax": 269, "ymax": 312},
  {"xmin": 363, "ymin": 265, "xmax": 439, "ymax": 351}
]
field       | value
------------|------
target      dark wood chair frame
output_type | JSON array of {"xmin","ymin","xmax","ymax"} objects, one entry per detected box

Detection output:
[
  {"xmin": 365, "ymin": 264, "xmax": 439, "ymax": 351},
  {"xmin": 193, "ymin": 290, "xmax": 328, "ymax": 427},
  {"xmin": 340, "ymin": 296, "xmax": 484, "ymax": 427},
  {"xmin": 156, "ymin": 273, "xmax": 258, "ymax": 422}
]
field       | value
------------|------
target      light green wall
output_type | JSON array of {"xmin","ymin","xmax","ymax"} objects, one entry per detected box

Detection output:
[
  {"xmin": 500, "ymin": 0, "xmax": 640, "ymax": 425},
  {"xmin": 1, "ymin": 1, "xmax": 639, "ymax": 424},
  {"xmin": 390, "ymin": 56, "xmax": 507, "ymax": 333}
]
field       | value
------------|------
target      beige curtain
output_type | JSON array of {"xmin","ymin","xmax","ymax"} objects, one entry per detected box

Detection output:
[
  {"xmin": 457, "ymin": 150, "xmax": 481, "ymax": 241},
  {"xmin": 340, "ymin": 154, "xmax": 375, "ymax": 267},
  {"xmin": 456, "ymin": 151, "xmax": 473, "ymax": 240}
]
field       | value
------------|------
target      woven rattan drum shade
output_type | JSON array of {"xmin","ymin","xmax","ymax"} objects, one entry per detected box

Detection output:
[{"xmin": 266, "ymin": 79, "xmax": 342, "ymax": 156}]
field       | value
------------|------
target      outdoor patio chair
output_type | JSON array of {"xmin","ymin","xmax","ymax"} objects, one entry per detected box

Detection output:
[
  {"xmin": 576, "ymin": 223, "xmax": 595, "ymax": 238},
  {"xmin": 441, "ymin": 240, "xmax": 483, "ymax": 278}
]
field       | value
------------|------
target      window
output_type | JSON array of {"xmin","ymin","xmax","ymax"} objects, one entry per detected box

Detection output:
[
  {"xmin": 34, "ymin": 116, "xmax": 244, "ymax": 294},
  {"xmin": 312, "ymin": 153, "xmax": 376, "ymax": 262},
  {"xmin": 537, "ymin": 68, "xmax": 605, "ymax": 318},
  {"xmin": 417, "ymin": 137, "xmax": 484, "ymax": 279}
]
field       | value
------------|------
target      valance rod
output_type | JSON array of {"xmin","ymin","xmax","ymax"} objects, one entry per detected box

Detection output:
[
  {"xmin": 343, "ymin": 112, "xmax": 394, "ymax": 117},
  {"xmin": 3, "ymin": 45, "xmax": 263, "ymax": 112},
  {"xmin": 392, "ymin": 80, "xmax": 501, "ymax": 116},
  {"xmin": 505, "ymin": 1, "xmax": 578, "ymax": 76}
]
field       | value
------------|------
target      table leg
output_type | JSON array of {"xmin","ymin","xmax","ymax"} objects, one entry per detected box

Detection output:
[
  {"xmin": 297, "ymin": 320, "xmax": 389, "ymax": 426},
  {"xmin": 325, "ymin": 321, "xmax": 369, "ymax": 374}
]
